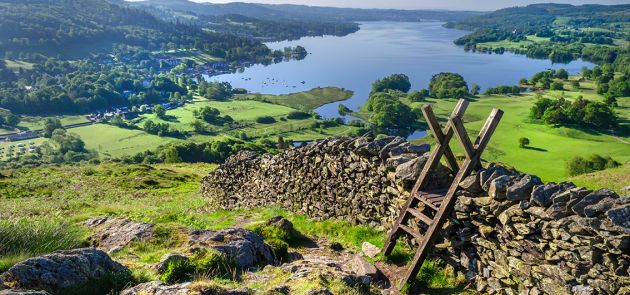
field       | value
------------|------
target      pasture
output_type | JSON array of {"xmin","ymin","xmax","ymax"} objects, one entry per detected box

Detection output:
[{"xmin": 411, "ymin": 90, "xmax": 629, "ymax": 182}]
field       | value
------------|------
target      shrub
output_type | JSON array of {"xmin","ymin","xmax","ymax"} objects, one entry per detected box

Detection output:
[
  {"xmin": 160, "ymin": 250, "xmax": 236, "ymax": 283},
  {"xmin": 193, "ymin": 250, "xmax": 236, "ymax": 279},
  {"xmin": 286, "ymin": 111, "xmax": 311, "ymax": 120},
  {"xmin": 566, "ymin": 154, "xmax": 621, "ymax": 176},
  {"xmin": 256, "ymin": 116, "xmax": 276, "ymax": 124},
  {"xmin": 266, "ymin": 239, "xmax": 289, "ymax": 262},
  {"xmin": 160, "ymin": 259, "xmax": 195, "ymax": 283},
  {"xmin": 0, "ymin": 218, "xmax": 86, "ymax": 267},
  {"xmin": 550, "ymin": 81, "xmax": 564, "ymax": 90}
]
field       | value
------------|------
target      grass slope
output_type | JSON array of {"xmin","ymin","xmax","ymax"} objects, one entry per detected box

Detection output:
[
  {"xmin": 568, "ymin": 165, "xmax": 630, "ymax": 194},
  {"xmin": 235, "ymin": 87, "xmax": 353, "ymax": 111},
  {"xmin": 0, "ymin": 163, "xmax": 463, "ymax": 292},
  {"xmin": 410, "ymin": 92, "xmax": 629, "ymax": 182}
]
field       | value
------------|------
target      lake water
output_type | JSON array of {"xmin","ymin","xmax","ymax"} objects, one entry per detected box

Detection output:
[{"xmin": 209, "ymin": 22, "xmax": 593, "ymax": 137}]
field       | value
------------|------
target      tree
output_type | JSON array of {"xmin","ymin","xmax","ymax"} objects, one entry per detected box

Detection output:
[
  {"xmin": 470, "ymin": 84, "xmax": 480, "ymax": 96},
  {"xmin": 429, "ymin": 73, "xmax": 469, "ymax": 98},
  {"xmin": 571, "ymin": 80, "xmax": 580, "ymax": 89},
  {"xmin": 371, "ymin": 74, "xmax": 411, "ymax": 93},
  {"xmin": 43, "ymin": 118, "xmax": 64, "ymax": 138},
  {"xmin": 153, "ymin": 105, "xmax": 166, "ymax": 118},
  {"xmin": 550, "ymin": 81, "xmax": 564, "ymax": 90},
  {"xmin": 518, "ymin": 137, "xmax": 530, "ymax": 148},
  {"xmin": 337, "ymin": 104, "xmax": 352, "ymax": 116},
  {"xmin": 556, "ymin": 68, "xmax": 569, "ymax": 79}
]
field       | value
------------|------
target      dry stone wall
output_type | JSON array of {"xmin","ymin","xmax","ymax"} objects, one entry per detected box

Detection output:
[
  {"xmin": 202, "ymin": 136, "xmax": 630, "ymax": 294},
  {"xmin": 202, "ymin": 135, "xmax": 451, "ymax": 228}
]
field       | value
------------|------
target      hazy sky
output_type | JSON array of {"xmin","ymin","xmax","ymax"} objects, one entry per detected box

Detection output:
[{"xmin": 191, "ymin": 0, "xmax": 629, "ymax": 11}]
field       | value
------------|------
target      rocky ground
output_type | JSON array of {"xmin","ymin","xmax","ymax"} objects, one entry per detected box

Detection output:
[{"xmin": 0, "ymin": 216, "xmax": 402, "ymax": 295}]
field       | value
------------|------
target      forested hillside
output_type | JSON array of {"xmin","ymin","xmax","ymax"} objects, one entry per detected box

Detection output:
[
  {"xmin": 447, "ymin": 4, "xmax": 630, "ymax": 65},
  {"xmin": 0, "ymin": 0, "xmax": 267, "ymax": 58},
  {"xmin": 126, "ymin": 0, "xmax": 482, "ymax": 23}
]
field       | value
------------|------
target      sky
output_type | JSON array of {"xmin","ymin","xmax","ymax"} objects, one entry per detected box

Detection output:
[{"xmin": 191, "ymin": 0, "xmax": 629, "ymax": 11}]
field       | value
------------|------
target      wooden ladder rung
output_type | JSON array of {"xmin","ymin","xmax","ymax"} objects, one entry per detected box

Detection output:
[
  {"xmin": 407, "ymin": 208, "xmax": 433, "ymax": 225},
  {"xmin": 414, "ymin": 190, "xmax": 447, "ymax": 211},
  {"xmin": 399, "ymin": 224, "xmax": 423, "ymax": 242}
]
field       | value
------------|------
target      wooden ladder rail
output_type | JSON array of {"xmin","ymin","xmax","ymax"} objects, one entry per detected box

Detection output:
[
  {"xmin": 381, "ymin": 100, "xmax": 504, "ymax": 289},
  {"xmin": 381, "ymin": 99, "xmax": 468, "ymax": 257}
]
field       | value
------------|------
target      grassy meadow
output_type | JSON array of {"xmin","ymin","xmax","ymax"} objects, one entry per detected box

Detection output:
[
  {"xmin": 235, "ymin": 87, "xmax": 353, "ymax": 111},
  {"xmin": 408, "ymin": 81, "xmax": 629, "ymax": 183},
  {"xmin": 0, "ymin": 163, "xmax": 463, "ymax": 292}
]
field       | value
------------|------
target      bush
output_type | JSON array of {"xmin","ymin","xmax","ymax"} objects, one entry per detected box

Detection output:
[
  {"xmin": 566, "ymin": 154, "xmax": 621, "ymax": 176},
  {"xmin": 256, "ymin": 116, "xmax": 276, "ymax": 124},
  {"xmin": 429, "ymin": 72, "xmax": 469, "ymax": 98},
  {"xmin": 160, "ymin": 250, "xmax": 236, "ymax": 283},
  {"xmin": 550, "ymin": 81, "xmax": 564, "ymax": 90},
  {"xmin": 266, "ymin": 239, "xmax": 289, "ymax": 262},
  {"xmin": 286, "ymin": 111, "xmax": 311, "ymax": 120},
  {"xmin": 160, "ymin": 259, "xmax": 196, "ymax": 283}
]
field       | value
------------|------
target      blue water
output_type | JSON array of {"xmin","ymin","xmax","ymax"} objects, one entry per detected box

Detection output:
[{"xmin": 209, "ymin": 21, "xmax": 593, "ymax": 127}]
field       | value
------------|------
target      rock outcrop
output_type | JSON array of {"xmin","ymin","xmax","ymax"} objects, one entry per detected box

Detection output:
[
  {"xmin": 120, "ymin": 281, "xmax": 250, "ymax": 295},
  {"xmin": 0, "ymin": 248, "xmax": 129, "ymax": 294},
  {"xmin": 202, "ymin": 136, "xmax": 630, "ymax": 294},
  {"xmin": 87, "ymin": 217, "xmax": 153, "ymax": 252},
  {"xmin": 187, "ymin": 228, "xmax": 276, "ymax": 268},
  {"xmin": 202, "ymin": 135, "xmax": 451, "ymax": 228}
]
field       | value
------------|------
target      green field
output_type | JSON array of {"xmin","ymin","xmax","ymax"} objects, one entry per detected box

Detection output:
[
  {"xmin": 141, "ymin": 99, "xmax": 299, "ymax": 132},
  {"xmin": 569, "ymin": 165, "xmax": 629, "ymax": 194},
  {"xmin": 70, "ymin": 124, "xmax": 181, "ymax": 158},
  {"xmin": 410, "ymin": 92, "xmax": 630, "ymax": 182},
  {"xmin": 3, "ymin": 59, "xmax": 34, "ymax": 70},
  {"xmin": 235, "ymin": 87, "xmax": 353, "ymax": 111},
  {"xmin": 475, "ymin": 35, "xmax": 551, "ymax": 51},
  {"xmin": 156, "ymin": 49, "xmax": 223, "ymax": 65},
  {"xmin": 16, "ymin": 115, "xmax": 90, "ymax": 131}
]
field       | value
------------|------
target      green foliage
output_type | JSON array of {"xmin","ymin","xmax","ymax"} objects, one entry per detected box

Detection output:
[
  {"xmin": 153, "ymin": 105, "xmax": 167, "ymax": 118},
  {"xmin": 337, "ymin": 104, "xmax": 352, "ymax": 116},
  {"xmin": 428, "ymin": 72, "xmax": 469, "ymax": 98},
  {"xmin": 193, "ymin": 106, "xmax": 234, "ymax": 126},
  {"xmin": 408, "ymin": 89, "xmax": 429, "ymax": 102},
  {"xmin": 160, "ymin": 259, "xmax": 196, "ymax": 283},
  {"xmin": 530, "ymin": 96, "xmax": 618, "ymax": 130},
  {"xmin": 371, "ymin": 74, "xmax": 411, "ymax": 93},
  {"xmin": 256, "ymin": 116, "xmax": 277, "ymax": 124},
  {"xmin": 556, "ymin": 69, "xmax": 569, "ymax": 80},
  {"xmin": 286, "ymin": 111, "xmax": 312, "ymax": 120},
  {"xmin": 550, "ymin": 81, "xmax": 564, "ymax": 91},
  {"xmin": 199, "ymin": 81, "xmax": 233, "ymax": 101},
  {"xmin": 160, "ymin": 250, "xmax": 236, "ymax": 283},
  {"xmin": 0, "ymin": 218, "xmax": 86, "ymax": 272},
  {"xmin": 566, "ymin": 154, "xmax": 621, "ymax": 176},
  {"xmin": 266, "ymin": 239, "xmax": 289, "ymax": 262},
  {"xmin": 518, "ymin": 137, "xmax": 530, "ymax": 148},
  {"xmin": 121, "ymin": 138, "xmax": 273, "ymax": 164},
  {"xmin": 365, "ymin": 91, "xmax": 420, "ymax": 132},
  {"xmin": 484, "ymin": 85, "xmax": 524, "ymax": 95},
  {"xmin": 0, "ymin": 108, "xmax": 19, "ymax": 127},
  {"xmin": 43, "ymin": 117, "xmax": 64, "ymax": 138}
]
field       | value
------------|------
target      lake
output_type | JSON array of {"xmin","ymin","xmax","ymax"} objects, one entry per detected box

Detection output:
[{"xmin": 209, "ymin": 21, "xmax": 593, "ymax": 135}]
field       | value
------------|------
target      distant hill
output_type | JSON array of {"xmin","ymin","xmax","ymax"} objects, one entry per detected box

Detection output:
[
  {"xmin": 446, "ymin": 3, "xmax": 630, "ymax": 32},
  {"xmin": 125, "ymin": 0, "xmax": 483, "ymax": 22}
]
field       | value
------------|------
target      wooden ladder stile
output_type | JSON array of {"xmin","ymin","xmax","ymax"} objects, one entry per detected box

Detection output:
[{"xmin": 381, "ymin": 99, "xmax": 504, "ymax": 289}]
